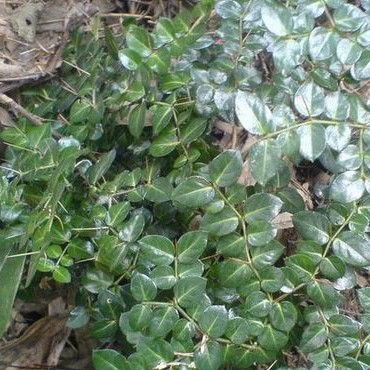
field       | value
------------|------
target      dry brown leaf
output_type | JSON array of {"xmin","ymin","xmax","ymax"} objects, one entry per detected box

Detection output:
[
  {"xmin": 0, "ymin": 0, "xmax": 116, "ymax": 92},
  {"xmin": 0, "ymin": 315, "xmax": 70, "ymax": 370},
  {"xmin": 238, "ymin": 160, "xmax": 256, "ymax": 187},
  {"xmin": 272, "ymin": 212, "xmax": 293, "ymax": 230}
]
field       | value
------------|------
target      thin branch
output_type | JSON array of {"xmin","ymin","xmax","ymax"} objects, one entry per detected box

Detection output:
[{"xmin": 0, "ymin": 93, "xmax": 44, "ymax": 126}]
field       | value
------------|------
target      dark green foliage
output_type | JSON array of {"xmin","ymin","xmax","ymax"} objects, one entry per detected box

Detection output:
[{"xmin": 2, "ymin": 0, "xmax": 370, "ymax": 369}]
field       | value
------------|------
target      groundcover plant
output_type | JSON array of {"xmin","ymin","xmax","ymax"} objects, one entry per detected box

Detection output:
[{"xmin": 2, "ymin": 0, "xmax": 370, "ymax": 368}]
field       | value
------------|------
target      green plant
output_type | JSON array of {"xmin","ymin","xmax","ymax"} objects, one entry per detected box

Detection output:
[{"xmin": 2, "ymin": 0, "xmax": 370, "ymax": 368}]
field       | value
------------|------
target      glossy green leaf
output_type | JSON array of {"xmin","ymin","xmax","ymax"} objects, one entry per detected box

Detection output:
[
  {"xmin": 273, "ymin": 39, "xmax": 302, "ymax": 74},
  {"xmin": 181, "ymin": 117, "xmax": 208, "ymax": 145},
  {"xmin": 126, "ymin": 25, "xmax": 152, "ymax": 57},
  {"xmin": 45, "ymin": 244, "xmax": 61, "ymax": 259},
  {"xmin": 82, "ymin": 268, "xmax": 114, "ymax": 294},
  {"xmin": 330, "ymin": 171, "xmax": 365, "ymax": 203},
  {"xmin": 147, "ymin": 48, "xmax": 170, "ymax": 74},
  {"xmin": 336, "ymin": 38, "xmax": 362, "ymax": 65},
  {"xmin": 294, "ymin": 81, "xmax": 325, "ymax": 117},
  {"xmin": 194, "ymin": 341, "xmax": 223, "ymax": 370},
  {"xmin": 98, "ymin": 289, "xmax": 123, "ymax": 320},
  {"xmin": 174, "ymin": 276, "xmax": 207, "ymax": 308},
  {"xmin": 217, "ymin": 259, "xmax": 251, "ymax": 288},
  {"xmin": 196, "ymin": 84, "xmax": 214, "ymax": 105},
  {"xmin": 226, "ymin": 184, "xmax": 247, "ymax": 205},
  {"xmin": 235, "ymin": 91, "xmax": 273, "ymax": 135},
  {"xmin": 37, "ymin": 257, "xmax": 54, "ymax": 272},
  {"xmin": 258, "ymin": 325, "xmax": 288, "ymax": 351},
  {"xmin": 277, "ymin": 187, "xmax": 305, "ymax": 213},
  {"xmin": 320, "ymin": 255, "xmax": 346, "ymax": 280},
  {"xmin": 150, "ymin": 265, "xmax": 176, "ymax": 290},
  {"xmin": 297, "ymin": 124, "xmax": 326, "ymax": 162},
  {"xmin": 224, "ymin": 346, "xmax": 256, "ymax": 368},
  {"xmin": 201, "ymin": 206, "xmax": 239, "ymax": 236},
  {"xmin": 215, "ymin": 0, "xmax": 243, "ymax": 19},
  {"xmin": 300, "ymin": 323, "xmax": 328, "ymax": 352},
  {"xmin": 67, "ymin": 306, "xmax": 90, "ymax": 329},
  {"xmin": 145, "ymin": 177, "xmax": 173, "ymax": 203},
  {"xmin": 309, "ymin": 27, "xmax": 338, "ymax": 61},
  {"xmin": 172, "ymin": 176, "xmax": 215, "ymax": 207},
  {"xmin": 329, "ymin": 314, "xmax": 360, "ymax": 336},
  {"xmin": 333, "ymin": 4, "xmax": 366, "ymax": 32},
  {"xmin": 260, "ymin": 266, "xmax": 284, "ymax": 293},
  {"xmin": 333, "ymin": 231, "xmax": 370, "ymax": 267},
  {"xmin": 27, "ymin": 123, "xmax": 52, "ymax": 148},
  {"xmin": 293, "ymin": 211, "xmax": 330, "ymax": 245},
  {"xmin": 104, "ymin": 26, "xmax": 119, "ymax": 59},
  {"xmin": 128, "ymin": 304, "xmax": 152, "ymax": 331},
  {"xmin": 337, "ymin": 145, "xmax": 361, "ymax": 170},
  {"xmin": 216, "ymin": 233, "xmax": 246, "ymax": 258},
  {"xmin": 177, "ymin": 230, "xmax": 208, "ymax": 263},
  {"xmin": 277, "ymin": 130, "xmax": 300, "ymax": 160},
  {"xmin": 269, "ymin": 301, "xmax": 297, "ymax": 332},
  {"xmin": 286, "ymin": 254, "xmax": 317, "ymax": 282},
  {"xmin": 130, "ymin": 272, "xmax": 157, "ymax": 301},
  {"xmin": 225, "ymin": 317, "xmax": 250, "ymax": 344},
  {"xmin": 152, "ymin": 105, "xmax": 173, "ymax": 135},
  {"xmin": 307, "ymin": 281, "xmax": 338, "ymax": 308},
  {"xmin": 161, "ymin": 73, "xmax": 187, "ymax": 90},
  {"xmin": 261, "ymin": 3, "xmax": 294, "ymax": 36},
  {"xmin": 0, "ymin": 204, "xmax": 23, "ymax": 223},
  {"xmin": 70, "ymin": 99, "xmax": 91, "ymax": 123},
  {"xmin": 128, "ymin": 101, "xmax": 146, "ymax": 139},
  {"xmin": 86, "ymin": 149, "xmax": 116, "ymax": 185},
  {"xmin": 0, "ymin": 254, "xmax": 25, "ymax": 337},
  {"xmin": 336, "ymin": 357, "xmax": 367, "ymax": 369},
  {"xmin": 251, "ymin": 240, "xmax": 285, "ymax": 269},
  {"xmin": 119, "ymin": 214, "xmax": 145, "ymax": 242},
  {"xmin": 358, "ymin": 288, "xmax": 370, "ymax": 311},
  {"xmin": 247, "ymin": 221, "xmax": 277, "ymax": 247},
  {"xmin": 139, "ymin": 235, "xmax": 174, "ymax": 265},
  {"xmin": 92, "ymin": 349, "xmax": 130, "ymax": 370},
  {"xmin": 178, "ymin": 261, "xmax": 204, "ymax": 278},
  {"xmin": 91, "ymin": 319, "xmax": 117, "ymax": 340},
  {"xmin": 137, "ymin": 338, "xmax": 173, "ymax": 368},
  {"xmin": 244, "ymin": 193, "xmax": 283, "ymax": 223},
  {"xmin": 173, "ymin": 318, "xmax": 197, "ymax": 341},
  {"xmin": 125, "ymin": 81, "xmax": 145, "ymax": 102},
  {"xmin": 352, "ymin": 50, "xmax": 370, "ymax": 80},
  {"xmin": 209, "ymin": 150, "xmax": 243, "ymax": 187},
  {"xmin": 332, "ymin": 337, "xmax": 359, "ymax": 357},
  {"xmin": 249, "ymin": 139, "xmax": 281, "ymax": 186},
  {"xmin": 154, "ymin": 18, "xmax": 176, "ymax": 45},
  {"xmin": 149, "ymin": 306, "xmax": 179, "ymax": 337},
  {"xmin": 106, "ymin": 202, "xmax": 131, "ymax": 228},
  {"xmin": 244, "ymin": 291, "xmax": 272, "ymax": 318},
  {"xmin": 149, "ymin": 127, "xmax": 179, "ymax": 157},
  {"xmin": 327, "ymin": 203, "xmax": 348, "ymax": 226},
  {"xmin": 324, "ymin": 92, "xmax": 350, "ymax": 120},
  {"xmin": 205, "ymin": 199, "xmax": 224, "ymax": 214},
  {"xmin": 198, "ymin": 305, "xmax": 228, "ymax": 338},
  {"xmin": 0, "ymin": 127, "xmax": 28, "ymax": 147},
  {"xmin": 271, "ymin": 108, "xmax": 294, "ymax": 135},
  {"xmin": 349, "ymin": 213, "xmax": 368, "ymax": 233},
  {"xmin": 325, "ymin": 124, "xmax": 351, "ymax": 152},
  {"xmin": 118, "ymin": 49, "xmax": 141, "ymax": 70},
  {"xmin": 52, "ymin": 265, "xmax": 71, "ymax": 283},
  {"xmin": 361, "ymin": 314, "xmax": 370, "ymax": 333},
  {"xmin": 96, "ymin": 236, "xmax": 127, "ymax": 270}
]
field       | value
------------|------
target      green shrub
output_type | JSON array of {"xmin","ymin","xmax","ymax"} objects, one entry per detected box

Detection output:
[{"xmin": 2, "ymin": 0, "xmax": 370, "ymax": 368}]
